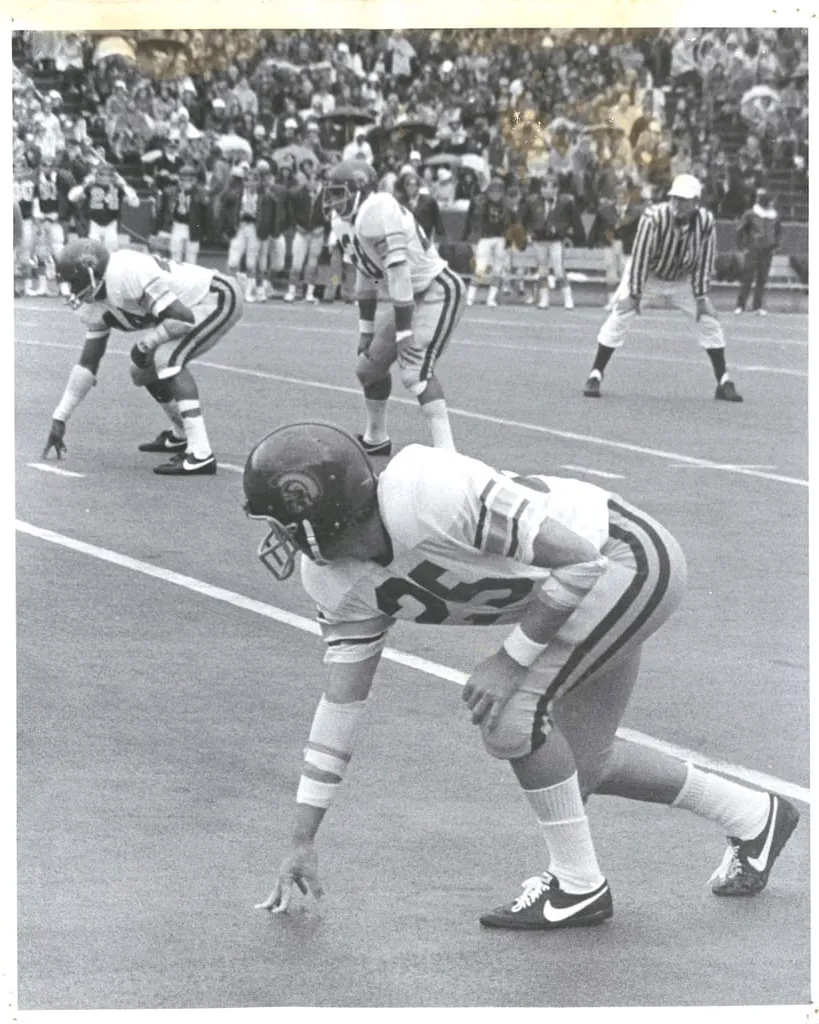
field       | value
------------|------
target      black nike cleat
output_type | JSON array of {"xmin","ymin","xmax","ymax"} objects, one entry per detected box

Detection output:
[
  {"xmin": 153, "ymin": 452, "xmax": 217, "ymax": 476},
  {"xmin": 715, "ymin": 380, "xmax": 743, "ymax": 402},
  {"xmin": 583, "ymin": 374, "xmax": 602, "ymax": 398},
  {"xmin": 139, "ymin": 429, "xmax": 187, "ymax": 453},
  {"xmin": 710, "ymin": 794, "xmax": 800, "ymax": 896},
  {"xmin": 356, "ymin": 433, "xmax": 392, "ymax": 457},
  {"xmin": 480, "ymin": 872, "xmax": 613, "ymax": 930}
]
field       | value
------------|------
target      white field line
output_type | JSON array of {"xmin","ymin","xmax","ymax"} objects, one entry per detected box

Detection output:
[
  {"xmin": 16, "ymin": 518, "xmax": 810, "ymax": 807},
  {"xmin": 561, "ymin": 465, "xmax": 625, "ymax": 479},
  {"xmin": 26, "ymin": 461, "xmax": 85, "ymax": 478},
  {"xmin": 16, "ymin": 299, "xmax": 809, "ymax": 346},
  {"xmin": 15, "ymin": 338, "xmax": 808, "ymax": 489}
]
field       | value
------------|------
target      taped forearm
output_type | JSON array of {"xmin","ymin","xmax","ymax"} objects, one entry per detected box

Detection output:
[
  {"xmin": 296, "ymin": 695, "xmax": 368, "ymax": 810},
  {"xmin": 53, "ymin": 364, "xmax": 96, "ymax": 422},
  {"xmin": 385, "ymin": 260, "xmax": 413, "ymax": 306},
  {"xmin": 507, "ymin": 555, "xmax": 610, "ymax": 658},
  {"xmin": 134, "ymin": 319, "xmax": 187, "ymax": 354}
]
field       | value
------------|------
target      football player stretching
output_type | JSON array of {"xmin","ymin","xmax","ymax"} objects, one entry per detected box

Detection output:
[
  {"xmin": 324, "ymin": 160, "xmax": 466, "ymax": 454},
  {"xmin": 245, "ymin": 422, "xmax": 799, "ymax": 927},
  {"xmin": 42, "ymin": 239, "xmax": 243, "ymax": 475}
]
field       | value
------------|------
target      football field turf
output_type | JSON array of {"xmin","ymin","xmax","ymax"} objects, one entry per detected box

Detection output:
[{"xmin": 14, "ymin": 297, "xmax": 810, "ymax": 1010}]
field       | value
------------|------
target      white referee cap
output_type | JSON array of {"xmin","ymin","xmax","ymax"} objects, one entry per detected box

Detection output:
[{"xmin": 668, "ymin": 174, "xmax": 702, "ymax": 200}]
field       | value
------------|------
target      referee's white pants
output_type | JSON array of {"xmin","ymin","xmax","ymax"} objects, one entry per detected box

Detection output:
[{"xmin": 598, "ymin": 258, "xmax": 725, "ymax": 350}]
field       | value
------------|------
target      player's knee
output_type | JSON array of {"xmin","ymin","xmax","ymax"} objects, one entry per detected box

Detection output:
[{"xmin": 399, "ymin": 363, "xmax": 428, "ymax": 396}]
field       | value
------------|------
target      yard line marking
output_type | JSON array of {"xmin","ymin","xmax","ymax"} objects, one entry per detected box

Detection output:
[
  {"xmin": 16, "ymin": 338, "xmax": 809, "ymax": 488},
  {"xmin": 26, "ymin": 461, "xmax": 85, "ymax": 478},
  {"xmin": 16, "ymin": 518, "xmax": 810, "ymax": 806},
  {"xmin": 16, "ymin": 303, "xmax": 810, "ymax": 347},
  {"xmin": 219, "ymin": 462, "xmax": 244, "ymax": 474},
  {"xmin": 17, "ymin": 328, "xmax": 805, "ymax": 379},
  {"xmin": 668, "ymin": 463, "xmax": 777, "ymax": 471},
  {"xmin": 561, "ymin": 464, "xmax": 624, "ymax": 479}
]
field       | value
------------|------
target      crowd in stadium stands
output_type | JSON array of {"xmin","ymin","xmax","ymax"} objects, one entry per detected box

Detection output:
[{"xmin": 12, "ymin": 27, "xmax": 809, "ymax": 255}]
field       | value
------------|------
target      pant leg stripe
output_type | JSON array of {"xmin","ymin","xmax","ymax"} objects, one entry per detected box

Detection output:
[
  {"xmin": 168, "ymin": 277, "xmax": 235, "ymax": 368},
  {"xmin": 530, "ymin": 499, "xmax": 672, "ymax": 749},
  {"xmin": 185, "ymin": 278, "xmax": 238, "ymax": 363},
  {"xmin": 420, "ymin": 267, "xmax": 464, "ymax": 381},
  {"xmin": 419, "ymin": 268, "xmax": 453, "ymax": 382}
]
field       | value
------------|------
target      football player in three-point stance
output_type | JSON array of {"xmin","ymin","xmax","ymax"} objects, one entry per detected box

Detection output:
[
  {"xmin": 245, "ymin": 421, "xmax": 799, "ymax": 927},
  {"xmin": 324, "ymin": 159, "xmax": 466, "ymax": 455},
  {"xmin": 42, "ymin": 239, "xmax": 244, "ymax": 476}
]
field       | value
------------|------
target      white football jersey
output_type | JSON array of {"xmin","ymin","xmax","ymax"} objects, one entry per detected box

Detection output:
[
  {"xmin": 300, "ymin": 445, "xmax": 612, "ymax": 663},
  {"xmin": 332, "ymin": 191, "xmax": 447, "ymax": 296},
  {"xmin": 79, "ymin": 249, "xmax": 214, "ymax": 333}
]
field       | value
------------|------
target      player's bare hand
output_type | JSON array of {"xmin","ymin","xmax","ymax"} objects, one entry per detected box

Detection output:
[
  {"xmin": 628, "ymin": 293, "xmax": 641, "ymax": 315},
  {"xmin": 462, "ymin": 651, "xmax": 527, "ymax": 731},
  {"xmin": 695, "ymin": 296, "xmax": 715, "ymax": 321},
  {"xmin": 357, "ymin": 336, "xmax": 373, "ymax": 357},
  {"xmin": 42, "ymin": 419, "xmax": 67, "ymax": 461},
  {"xmin": 255, "ymin": 841, "xmax": 323, "ymax": 914}
]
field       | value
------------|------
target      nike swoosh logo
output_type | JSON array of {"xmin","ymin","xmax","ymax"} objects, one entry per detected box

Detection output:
[
  {"xmin": 747, "ymin": 798, "xmax": 777, "ymax": 872},
  {"xmin": 542, "ymin": 887, "xmax": 606, "ymax": 923},
  {"xmin": 183, "ymin": 459, "xmax": 213, "ymax": 471}
]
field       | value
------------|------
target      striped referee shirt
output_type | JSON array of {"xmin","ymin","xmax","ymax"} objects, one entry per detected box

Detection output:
[{"xmin": 628, "ymin": 202, "xmax": 716, "ymax": 299}]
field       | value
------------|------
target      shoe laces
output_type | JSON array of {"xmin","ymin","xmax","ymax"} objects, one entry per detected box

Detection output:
[
  {"xmin": 707, "ymin": 840, "xmax": 742, "ymax": 885},
  {"xmin": 511, "ymin": 873, "xmax": 553, "ymax": 911}
]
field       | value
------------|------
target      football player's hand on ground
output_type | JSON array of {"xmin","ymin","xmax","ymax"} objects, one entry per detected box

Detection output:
[
  {"xmin": 255, "ymin": 840, "xmax": 323, "ymax": 914},
  {"xmin": 42, "ymin": 418, "xmax": 67, "ymax": 461},
  {"xmin": 462, "ymin": 651, "xmax": 527, "ymax": 732}
]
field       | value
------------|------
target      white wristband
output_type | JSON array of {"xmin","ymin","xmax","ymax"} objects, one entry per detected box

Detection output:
[
  {"xmin": 358, "ymin": 319, "xmax": 375, "ymax": 335},
  {"xmin": 502, "ymin": 625, "xmax": 549, "ymax": 668}
]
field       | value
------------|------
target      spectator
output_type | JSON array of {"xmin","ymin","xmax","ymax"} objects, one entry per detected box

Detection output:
[
  {"xmin": 395, "ymin": 166, "xmax": 445, "ymax": 242},
  {"xmin": 342, "ymin": 127, "xmax": 374, "ymax": 165},
  {"xmin": 734, "ymin": 186, "xmax": 782, "ymax": 315},
  {"xmin": 232, "ymin": 75, "xmax": 259, "ymax": 118}
]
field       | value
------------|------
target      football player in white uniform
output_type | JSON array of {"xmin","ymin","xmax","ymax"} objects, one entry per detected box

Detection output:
[
  {"xmin": 324, "ymin": 160, "xmax": 466, "ymax": 455},
  {"xmin": 245, "ymin": 422, "xmax": 799, "ymax": 927},
  {"xmin": 42, "ymin": 239, "xmax": 243, "ymax": 475}
]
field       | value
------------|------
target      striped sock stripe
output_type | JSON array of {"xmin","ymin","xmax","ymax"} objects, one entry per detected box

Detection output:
[{"xmin": 530, "ymin": 499, "xmax": 672, "ymax": 749}]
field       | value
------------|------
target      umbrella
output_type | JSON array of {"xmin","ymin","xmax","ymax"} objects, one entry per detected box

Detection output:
[
  {"xmin": 392, "ymin": 117, "xmax": 438, "ymax": 138},
  {"xmin": 459, "ymin": 152, "xmax": 489, "ymax": 178},
  {"xmin": 262, "ymin": 57, "xmax": 302, "ymax": 75},
  {"xmin": 319, "ymin": 107, "xmax": 376, "ymax": 126},
  {"xmin": 741, "ymin": 85, "xmax": 779, "ymax": 104},
  {"xmin": 423, "ymin": 153, "xmax": 461, "ymax": 168},
  {"xmin": 740, "ymin": 85, "xmax": 781, "ymax": 128},
  {"xmin": 272, "ymin": 144, "xmax": 319, "ymax": 169},
  {"xmin": 215, "ymin": 133, "xmax": 253, "ymax": 160},
  {"xmin": 92, "ymin": 36, "xmax": 137, "ymax": 65}
]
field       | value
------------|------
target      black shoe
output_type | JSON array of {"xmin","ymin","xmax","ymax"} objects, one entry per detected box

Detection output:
[
  {"xmin": 139, "ymin": 429, "xmax": 187, "ymax": 453},
  {"xmin": 153, "ymin": 452, "xmax": 217, "ymax": 476},
  {"xmin": 480, "ymin": 872, "xmax": 613, "ymax": 930},
  {"xmin": 356, "ymin": 433, "xmax": 392, "ymax": 457},
  {"xmin": 583, "ymin": 374, "xmax": 602, "ymax": 398},
  {"xmin": 715, "ymin": 380, "xmax": 743, "ymax": 402},
  {"xmin": 710, "ymin": 794, "xmax": 800, "ymax": 897}
]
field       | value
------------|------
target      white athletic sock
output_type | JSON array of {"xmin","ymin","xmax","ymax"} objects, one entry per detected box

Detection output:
[
  {"xmin": 525, "ymin": 774, "xmax": 605, "ymax": 894},
  {"xmin": 671, "ymin": 764, "xmax": 770, "ymax": 840},
  {"xmin": 420, "ymin": 398, "xmax": 455, "ymax": 450},
  {"xmin": 363, "ymin": 399, "xmax": 389, "ymax": 444},
  {"xmin": 177, "ymin": 399, "xmax": 212, "ymax": 460},
  {"xmin": 159, "ymin": 400, "xmax": 185, "ymax": 436}
]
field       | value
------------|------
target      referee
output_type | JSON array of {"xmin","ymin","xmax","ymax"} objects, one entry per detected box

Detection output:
[{"xmin": 583, "ymin": 174, "xmax": 743, "ymax": 402}]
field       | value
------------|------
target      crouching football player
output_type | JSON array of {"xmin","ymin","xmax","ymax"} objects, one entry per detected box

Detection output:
[
  {"xmin": 42, "ymin": 238, "xmax": 243, "ymax": 475},
  {"xmin": 244, "ymin": 422, "xmax": 800, "ymax": 926}
]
